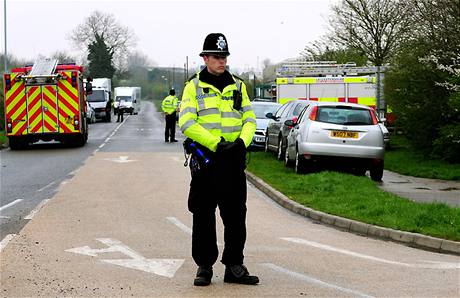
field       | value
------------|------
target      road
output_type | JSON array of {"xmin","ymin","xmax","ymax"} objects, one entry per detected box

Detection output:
[{"xmin": 0, "ymin": 101, "xmax": 459, "ymax": 297}]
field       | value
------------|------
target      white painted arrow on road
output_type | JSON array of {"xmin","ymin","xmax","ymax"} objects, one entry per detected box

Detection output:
[
  {"xmin": 66, "ymin": 238, "xmax": 184, "ymax": 278},
  {"xmin": 103, "ymin": 156, "xmax": 137, "ymax": 163}
]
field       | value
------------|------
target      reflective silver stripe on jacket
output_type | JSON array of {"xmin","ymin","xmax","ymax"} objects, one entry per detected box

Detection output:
[
  {"xmin": 221, "ymin": 111, "xmax": 241, "ymax": 119},
  {"xmin": 243, "ymin": 118, "xmax": 257, "ymax": 125},
  {"xmin": 201, "ymin": 122, "xmax": 221, "ymax": 130},
  {"xmin": 193, "ymin": 78, "xmax": 206, "ymax": 110},
  {"xmin": 181, "ymin": 119, "xmax": 196, "ymax": 132},
  {"xmin": 180, "ymin": 107, "xmax": 197, "ymax": 118},
  {"xmin": 198, "ymin": 108, "xmax": 220, "ymax": 116},
  {"xmin": 241, "ymin": 105, "xmax": 253, "ymax": 113},
  {"xmin": 221, "ymin": 126, "xmax": 242, "ymax": 133}
]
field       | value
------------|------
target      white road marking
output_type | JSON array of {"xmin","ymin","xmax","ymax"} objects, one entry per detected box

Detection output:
[
  {"xmin": 56, "ymin": 180, "xmax": 69, "ymax": 192},
  {"xmin": 282, "ymin": 237, "xmax": 460, "ymax": 269},
  {"xmin": 263, "ymin": 263, "xmax": 374, "ymax": 298},
  {"xmin": 66, "ymin": 238, "xmax": 184, "ymax": 278},
  {"xmin": 166, "ymin": 217, "xmax": 192, "ymax": 235},
  {"xmin": 103, "ymin": 156, "xmax": 137, "ymax": 163},
  {"xmin": 0, "ymin": 234, "xmax": 16, "ymax": 252},
  {"xmin": 37, "ymin": 181, "xmax": 55, "ymax": 192},
  {"xmin": 24, "ymin": 199, "xmax": 50, "ymax": 220},
  {"xmin": 0, "ymin": 199, "xmax": 23, "ymax": 212}
]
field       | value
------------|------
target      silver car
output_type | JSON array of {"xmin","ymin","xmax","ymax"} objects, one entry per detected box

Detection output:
[
  {"xmin": 250, "ymin": 101, "xmax": 281, "ymax": 148},
  {"xmin": 284, "ymin": 102, "xmax": 385, "ymax": 181}
]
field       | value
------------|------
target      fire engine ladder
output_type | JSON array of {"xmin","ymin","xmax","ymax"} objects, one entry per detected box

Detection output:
[
  {"xmin": 20, "ymin": 58, "xmax": 60, "ymax": 83},
  {"xmin": 276, "ymin": 60, "xmax": 386, "ymax": 77}
]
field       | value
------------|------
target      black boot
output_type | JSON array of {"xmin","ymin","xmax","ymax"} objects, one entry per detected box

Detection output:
[
  {"xmin": 224, "ymin": 264, "xmax": 259, "ymax": 285},
  {"xmin": 194, "ymin": 266, "xmax": 213, "ymax": 286}
]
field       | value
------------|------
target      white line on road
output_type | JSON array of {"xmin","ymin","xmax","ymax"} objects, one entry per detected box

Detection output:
[
  {"xmin": 262, "ymin": 263, "xmax": 374, "ymax": 298},
  {"xmin": 0, "ymin": 199, "xmax": 23, "ymax": 212},
  {"xmin": 166, "ymin": 217, "xmax": 192, "ymax": 235},
  {"xmin": 0, "ymin": 234, "xmax": 16, "ymax": 252},
  {"xmin": 282, "ymin": 237, "xmax": 460, "ymax": 269},
  {"xmin": 24, "ymin": 199, "xmax": 50, "ymax": 220},
  {"xmin": 37, "ymin": 181, "xmax": 55, "ymax": 192}
]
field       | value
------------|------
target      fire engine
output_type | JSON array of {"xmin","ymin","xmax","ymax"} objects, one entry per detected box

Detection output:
[
  {"xmin": 3, "ymin": 59, "xmax": 89, "ymax": 149},
  {"xmin": 275, "ymin": 60, "xmax": 388, "ymax": 119}
]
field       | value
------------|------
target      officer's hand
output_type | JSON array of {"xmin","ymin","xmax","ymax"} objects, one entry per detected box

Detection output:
[{"xmin": 216, "ymin": 138, "xmax": 246, "ymax": 160}]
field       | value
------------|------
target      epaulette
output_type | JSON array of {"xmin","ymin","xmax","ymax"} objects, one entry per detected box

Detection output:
[{"xmin": 185, "ymin": 73, "xmax": 197, "ymax": 83}]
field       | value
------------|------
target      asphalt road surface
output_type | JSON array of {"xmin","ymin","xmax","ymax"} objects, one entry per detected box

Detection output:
[{"xmin": 0, "ymin": 101, "xmax": 458, "ymax": 297}]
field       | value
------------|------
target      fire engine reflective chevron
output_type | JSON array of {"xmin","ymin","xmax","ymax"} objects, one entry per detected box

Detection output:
[
  {"xmin": 179, "ymin": 74, "xmax": 256, "ymax": 152},
  {"xmin": 3, "ymin": 60, "xmax": 88, "ymax": 149},
  {"xmin": 5, "ymin": 73, "xmax": 27, "ymax": 135}
]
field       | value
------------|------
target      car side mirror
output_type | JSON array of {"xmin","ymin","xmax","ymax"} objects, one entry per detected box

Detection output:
[
  {"xmin": 265, "ymin": 112, "xmax": 273, "ymax": 119},
  {"xmin": 284, "ymin": 119, "xmax": 294, "ymax": 127}
]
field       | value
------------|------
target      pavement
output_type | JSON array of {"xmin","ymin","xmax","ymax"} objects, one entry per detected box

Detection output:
[{"xmin": 378, "ymin": 170, "xmax": 460, "ymax": 207}]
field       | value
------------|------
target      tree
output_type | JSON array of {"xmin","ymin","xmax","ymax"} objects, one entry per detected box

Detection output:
[
  {"xmin": 328, "ymin": 0, "xmax": 414, "ymax": 66},
  {"xmin": 87, "ymin": 34, "xmax": 116, "ymax": 78},
  {"xmin": 385, "ymin": 0, "xmax": 460, "ymax": 162},
  {"xmin": 69, "ymin": 11, "xmax": 136, "ymax": 72}
]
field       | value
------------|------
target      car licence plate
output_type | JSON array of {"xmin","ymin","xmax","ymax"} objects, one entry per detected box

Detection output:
[{"xmin": 331, "ymin": 131, "xmax": 358, "ymax": 138}]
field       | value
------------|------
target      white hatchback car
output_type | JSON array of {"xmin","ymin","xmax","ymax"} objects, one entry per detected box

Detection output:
[{"xmin": 284, "ymin": 101, "xmax": 385, "ymax": 181}]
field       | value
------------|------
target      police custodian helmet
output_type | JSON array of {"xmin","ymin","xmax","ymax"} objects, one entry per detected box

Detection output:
[{"xmin": 199, "ymin": 33, "xmax": 230, "ymax": 57}]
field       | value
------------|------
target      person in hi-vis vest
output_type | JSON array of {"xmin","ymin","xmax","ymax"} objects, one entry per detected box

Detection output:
[{"xmin": 179, "ymin": 33, "xmax": 258, "ymax": 287}]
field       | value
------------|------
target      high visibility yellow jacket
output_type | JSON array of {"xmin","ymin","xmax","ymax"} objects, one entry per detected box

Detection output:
[
  {"xmin": 162, "ymin": 95, "xmax": 178, "ymax": 114},
  {"xmin": 179, "ymin": 73, "xmax": 256, "ymax": 152}
]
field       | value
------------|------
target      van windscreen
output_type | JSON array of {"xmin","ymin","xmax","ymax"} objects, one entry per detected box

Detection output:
[{"xmin": 86, "ymin": 90, "xmax": 105, "ymax": 102}]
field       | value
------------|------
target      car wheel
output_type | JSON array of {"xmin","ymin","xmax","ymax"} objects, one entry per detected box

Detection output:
[
  {"xmin": 295, "ymin": 151, "xmax": 305, "ymax": 174},
  {"xmin": 264, "ymin": 131, "xmax": 269, "ymax": 153},
  {"xmin": 284, "ymin": 147, "xmax": 293, "ymax": 167},
  {"xmin": 277, "ymin": 137, "xmax": 284, "ymax": 160},
  {"xmin": 370, "ymin": 160, "xmax": 384, "ymax": 182}
]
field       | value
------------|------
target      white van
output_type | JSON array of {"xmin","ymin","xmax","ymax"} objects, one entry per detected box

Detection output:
[{"xmin": 114, "ymin": 87, "xmax": 141, "ymax": 115}]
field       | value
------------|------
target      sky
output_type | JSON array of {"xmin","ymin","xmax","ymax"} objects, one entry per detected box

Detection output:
[{"xmin": 1, "ymin": 0, "xmax": 338, "ymax": 72}]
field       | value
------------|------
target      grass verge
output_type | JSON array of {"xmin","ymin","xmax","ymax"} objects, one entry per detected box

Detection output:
[
  {"xmin": 247, "ymin": 151, "xmax": 460, "ymax": 241},
  {"xmin": 0, "ymin": 131, "xmax": 7, "ymax": 148},
  {"xmin": 385, "ymin": 135, "xmax": 460, "ymax": 180}
]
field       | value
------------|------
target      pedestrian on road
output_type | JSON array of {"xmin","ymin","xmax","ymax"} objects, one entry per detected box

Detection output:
[
  {"xmin": 162, "ymin": 89, "xmax": 179, "ymax": 142},
  {"xmin": 179, "ymin": 33, "xmax": 258, "ymax": 287},
  {"xmin": 116, "ymin": 102, "xmax": 125, "ymax": 122}
]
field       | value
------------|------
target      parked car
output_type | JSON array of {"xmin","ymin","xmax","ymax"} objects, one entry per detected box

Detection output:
[
  {"xmin": 265, "ymin": 99, "xmax": 309, "ymax": 159},
  {"xmin": 284, "ymin": 101, "xmax": 385, "ymax": 181},
  {"xmin": 86, "ymin": 102, "xmax": 96, "ymax": 124},
  {"xmin": 250, "ymin": 101, "xmax": 281, "ymax": 148}
]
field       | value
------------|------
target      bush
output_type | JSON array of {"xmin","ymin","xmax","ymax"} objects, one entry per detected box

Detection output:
[{"xmin": 432, "ymin": 123, "xmax": 460, "ymax": 163}]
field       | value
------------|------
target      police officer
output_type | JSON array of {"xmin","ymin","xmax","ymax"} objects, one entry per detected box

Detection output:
[
  {"xmin": 179, "ymin": 33, "xmax": 258, "ymax": 286},
  {"xmin": 116, "ymin": 101, "xmax": 125, "ymax": 122},
  {"xmin": 162, "ymin": 89, "xmax": 179, "ymax": 142}
]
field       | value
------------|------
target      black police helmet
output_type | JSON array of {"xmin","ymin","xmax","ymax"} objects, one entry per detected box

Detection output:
[
  {"xmin": 169, "ymin": 89, "xmax": 175, "ymax": 96},
  {"xmin": 199, "ymin": 33, "xmax": 230, "ymax": 57}
]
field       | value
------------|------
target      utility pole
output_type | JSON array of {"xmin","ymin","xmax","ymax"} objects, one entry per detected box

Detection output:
[{"xmin": 3, "ymin": 0, "xmax": 7, "ymax": 73}]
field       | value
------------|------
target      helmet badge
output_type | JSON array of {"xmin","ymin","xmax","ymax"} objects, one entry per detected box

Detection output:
[{"xmin": 216, "ymin": 36, "xmax": 227, "ymax": 51}]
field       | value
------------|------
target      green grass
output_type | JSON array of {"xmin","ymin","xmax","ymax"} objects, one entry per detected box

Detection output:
[
  {"xmin": 0, "ymin": 131, "xmax": 7, "ymax": 148},
  {"xmin": 247, "ymin": 151, "xmax": 460, "ymax": 241},
  {"xmin": 385, "ymin": 135, "xmax": 460, "ymax": 180}
]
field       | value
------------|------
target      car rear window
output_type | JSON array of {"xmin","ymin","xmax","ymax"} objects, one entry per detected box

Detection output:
[{"xmin": 317, "ymin": 106, "xmax": 372, "ymax": 125}]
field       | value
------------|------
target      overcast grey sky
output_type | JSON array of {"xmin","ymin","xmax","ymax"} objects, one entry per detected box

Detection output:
[{"xmin": 1, "ymin": 0, "xmax": 337, "ymax": 71}]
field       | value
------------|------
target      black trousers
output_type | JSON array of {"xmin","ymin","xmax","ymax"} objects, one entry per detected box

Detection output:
[
  {"xmin": 164, "ymin": 113, "xmax": 176, "ymax": 141},
  {"xmin": 188, "ymin": 158, "xmax": 247, "ymax": 267},
  {"xmin": 117, "ymin": 108, "xmax": 124, "ymax": 122}
]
